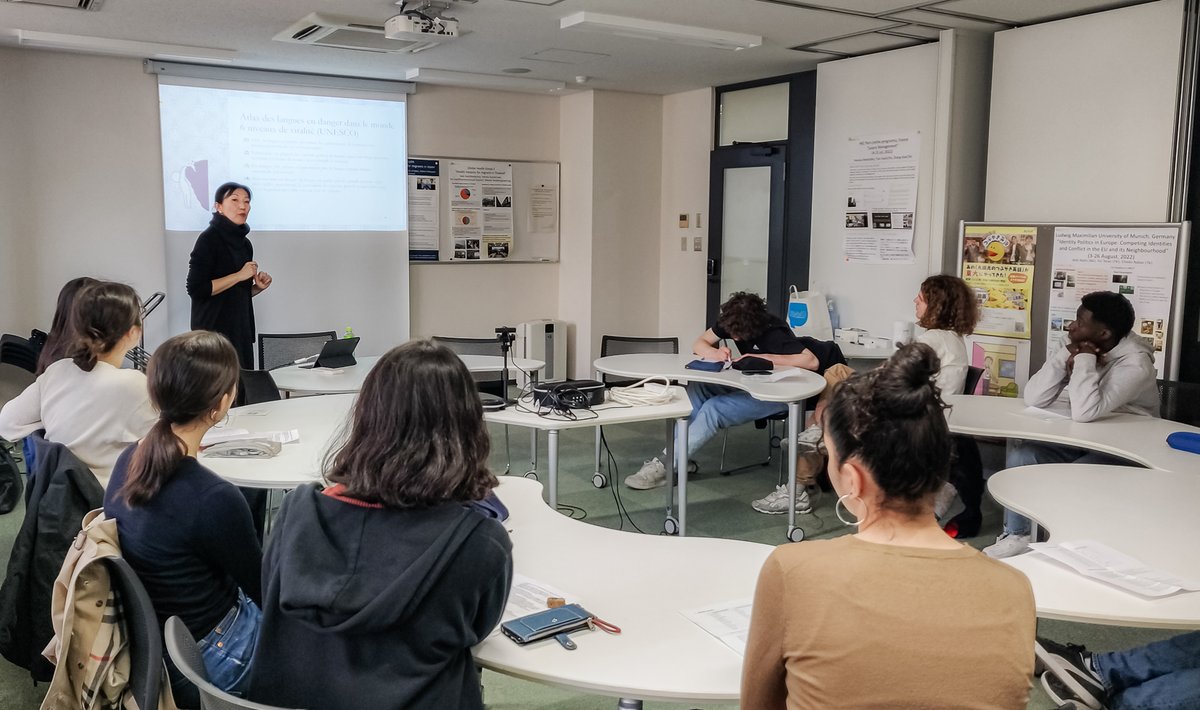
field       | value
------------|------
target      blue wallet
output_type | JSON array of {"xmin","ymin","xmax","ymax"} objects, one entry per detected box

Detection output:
[{"xmin": 685, "ymin": 359, "xmax": 725, "ymax": 372}]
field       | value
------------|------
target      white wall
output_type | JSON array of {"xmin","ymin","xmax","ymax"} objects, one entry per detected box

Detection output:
[
  {"xmin": 658, "ymin": 88, "xmax": 714, "ymax": 349},
  {"xmin": 810, "ymin": 43, "xmax": 941, "ymax": 338},
  {"xmin": 0, "ymin": 49, "xmax": 169, "ymax": 346},
  {"xmin": 985, "ymin": 0, "xmax": 1184, "ymax": 222},
  {"xmin": 557, "ymin": 91, "xmax": 595, "ymax": 377},
  {"xmin": 0, "ymin": 52, "xmax": 26, "ymax": 334},
  {"xmin": 406, "ymin": 85, "xmax": 560, "ymax": 338}
]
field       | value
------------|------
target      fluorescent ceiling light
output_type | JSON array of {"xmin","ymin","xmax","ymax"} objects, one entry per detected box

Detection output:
[
  {"xmin": 560, "ymin": 12, "xmax": 761, "ymax": 51},
  {"xmin": 16, "ymin": 30, "xmax": 236, "ymax": 64},
  {"xmin": 405, "ymin": 68, "xmax": 566, "ymax": 93}
]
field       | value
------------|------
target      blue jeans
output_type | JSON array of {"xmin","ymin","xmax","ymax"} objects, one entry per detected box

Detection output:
[
  {"xmin": 684, "ymin": 382, "xmax": 786, "ymax": 458},
  {"xmin": 197, "ymin": 590, "xmax": 261, "ymax": 696},
  {"xmin": 1094, "ymin": 631, "xmax": 1200, "ymax": 710},
  {"xmin": 1000, "ymin": 440, "xmax": 1130, "ymax": 535}
]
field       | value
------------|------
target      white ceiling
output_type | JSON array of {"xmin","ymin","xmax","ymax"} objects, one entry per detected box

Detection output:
[{"xmin": 0, "ymin": 0, "xmax": 1150, "ymax": 94}]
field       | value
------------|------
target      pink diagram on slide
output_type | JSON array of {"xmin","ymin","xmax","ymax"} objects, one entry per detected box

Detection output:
[{"xmin": 183, "ymin": 160, "xmax": 209, "ymax": 208}]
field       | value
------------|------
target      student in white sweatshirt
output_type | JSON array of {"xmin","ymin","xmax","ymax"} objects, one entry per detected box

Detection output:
[
  {"xmin": 0, "ymin": 281, "xmax": 155, "ymax": 488},
  {"xmin": 984, "ymin": 290, "xmax": 1158, "ymax": 559}
]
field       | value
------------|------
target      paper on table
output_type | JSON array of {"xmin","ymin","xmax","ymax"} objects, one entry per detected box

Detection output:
[
  {"xmin": 1029, "ymin": 540, "xmax": 1200, "ymax": 598},
  {"xmin": 201, "ymin": 429, "xmax": 300, "ymax": 447},
  {"xmin": 680, "ymin": 598, "xmax": 754, "ymax": 656},
  {"xmin": 500, "ymin": 573, "xmax": 580, "ymax": 625},
  {"xmin": 761, "ymin": 367, "xmax": 802, "ymax": 383},
  {"xmin": 1017, "ymin": 405, "xmax": 1071, "ymax": 421}
]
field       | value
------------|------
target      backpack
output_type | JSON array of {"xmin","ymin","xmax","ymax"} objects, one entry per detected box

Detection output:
[{"xmin": 0, "ymin": 441, "xmax": 22, "ymax": 515}]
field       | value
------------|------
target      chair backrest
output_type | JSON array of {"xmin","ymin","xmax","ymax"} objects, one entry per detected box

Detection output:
[
  {"xmin": 0, "ymin": 335, "xmax": 38, "ymax": 374},
  {"xmin": 963, "ymin": 366, "xmax": 985, "ymax": 395},
  {"xmin": 599, "ymin": 336, "xmax": 679, "ymax": 387},
  {"xmin": 237, "ymin": 370, "xmax": 282, "ymax": 407},
  {"xmin": 257, "ymin": 332, "xmax": 336, "ymax": 371},
  {"xmin": 164, "ymin": 616, "xmax": 302, "ymax": 710},
  {"xmin": 431, "ymin": 336, "xmax": 509, "ymax": 394},
  {"xmin": 1158, "ymin": 379, "xmax": 1200, "ymax": 425},
  {"xmin": 103, "ymin": 557, "xmax": 161, "ymax": 710}
]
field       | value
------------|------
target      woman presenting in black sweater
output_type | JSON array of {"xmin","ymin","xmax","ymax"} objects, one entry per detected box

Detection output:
[{"xmin": 186, "ymin": 182, "xmax": 272, "ymax": 368}]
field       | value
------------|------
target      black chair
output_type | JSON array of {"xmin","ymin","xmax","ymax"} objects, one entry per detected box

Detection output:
[
  {"xmin": 946, "ymin": 365, "xmax": 989, "ymax": 538},
  {"xmin": 237, "ymin": 370, "xmax": 282, "ymax": 408},
  {"xmin": 1158, "ymin": 380, "xmax": 1200, "ymax": 426},
  {"xmin": 256, "ymin": 332, "xmax": 336, "ymax": 372},
  {"xmin": 430, "ymin": 336, "xmax": 511, "ymax": 397},
  {"xmin": 592, "ymin": 336, "xmax": 679, "ymax": 487},
  {"xmin": 963, "ymin": 365, "xmax": 985, "ymax": 395},
  {"xmin": 164, "ymin": 616, "xmax": 301, "ymax": 710},
  {"xmin": 0, "ymin": 335, "xmax": 38, "ymax": 374},
  {"xmin": 103, "ymin": 557, "xmax": 162, "ymax": 710}
]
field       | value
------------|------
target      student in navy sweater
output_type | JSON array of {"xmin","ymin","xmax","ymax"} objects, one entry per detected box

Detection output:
[
  {"xmin": 248, "ymin": 340, "xmax": 513, "ymax": 710},
  {"xmin": 104, "ymin": 331, "xmax": 262, "ymax": 707}
]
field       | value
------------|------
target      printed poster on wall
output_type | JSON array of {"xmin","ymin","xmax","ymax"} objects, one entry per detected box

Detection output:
[
  {"xmin": 1047, "ymin": 227, "xmax": 1179, "ymax": 377},
  {"xmin": 961, "ymin": 226, "xmax": 1037, "ymax": 339},
  {"xmin": 406, "ymin": 159, "xmax": 440, "ymax": 261},
  {"xmin": 842, "ymin": 132, "xmax": 920, "ymax": 264},
  {"xmin": 965, "ymin": 335, "xmax": 1032, "ymax": 398},
  {"xmin": 449, "ymin": 161, "xmax": 513, "ymax": 260}
]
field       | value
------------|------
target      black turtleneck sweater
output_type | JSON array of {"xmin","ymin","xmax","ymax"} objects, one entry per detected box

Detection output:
[{"xmin": 187, "ymin": 213, "xmax": 256, "ymax": 368}]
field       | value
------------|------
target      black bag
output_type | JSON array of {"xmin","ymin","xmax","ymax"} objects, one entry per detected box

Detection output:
[{"xmin": 0, "ymin": 442, "xmax": 22, "ymax": 515}]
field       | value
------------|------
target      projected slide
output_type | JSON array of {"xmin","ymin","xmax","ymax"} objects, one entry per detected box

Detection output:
[{"xmin": 159, "ymin": 83, "xmax": 407, "ymax": 232}]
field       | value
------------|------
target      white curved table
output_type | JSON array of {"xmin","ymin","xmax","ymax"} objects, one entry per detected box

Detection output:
[
  {"xmin": 593, "ymin": 353, "xmax": 826, "ymax": 542},
  {"xmin": 477, "ymin": 476, "xmax": 772, "ymax": 705},
  {"xmin": 988, "ymin": 464, "xmax": 1200, "ymax": 629},
  {"xmin": 270, "ymin": 354, "xmax": 545, "ymax": 395}
]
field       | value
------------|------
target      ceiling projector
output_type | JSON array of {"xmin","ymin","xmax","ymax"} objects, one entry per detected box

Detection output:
[{"xmin": 385, "ymin": 14, "xmax": 459, "ymax": 42}]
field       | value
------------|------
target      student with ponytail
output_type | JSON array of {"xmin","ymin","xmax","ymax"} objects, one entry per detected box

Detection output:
[
  {"xmin": 0, "ymin": 281, "xmax": 155, "ymax": 487},
  {"xmin": 741, "ymin": 343, "xmax": 1035, "ymax": 710},
  {"xmin": 104, "ymin": 330, "xmax": 262, "ymax": 707}
]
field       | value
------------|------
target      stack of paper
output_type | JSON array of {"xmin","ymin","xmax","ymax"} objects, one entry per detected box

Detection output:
[{"xmin": 1029, "ymin": 540, "xmax": 1200, "ymax": 597}]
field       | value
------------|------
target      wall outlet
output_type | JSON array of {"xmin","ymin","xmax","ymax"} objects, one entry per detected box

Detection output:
[
  {"xmin": 681, "ymin": 236, "xmax": 688, "ymax": 251},
  {"xmin": 678, "ymin": 213, "xmax": 689, "ymax": 228},
  {"xmin": 693, "ymin": 236, "xmax": 703, "ymax": 252},
  {"xmin": 695, "ymin": 212, "xmax": 703, "ymax": 229}
]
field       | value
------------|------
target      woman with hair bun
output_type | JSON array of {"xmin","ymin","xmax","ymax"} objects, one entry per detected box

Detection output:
[
  {"xmin": 0, "ymin": 281, "xmax": 154, "ymax": 487},
  {"xmin": 741, "ymin": 343, "xmax": 1035, "ymax": 710},
  {"xmin": 104, "ymin": 330, "xmax": 262, "ymax": 707}
]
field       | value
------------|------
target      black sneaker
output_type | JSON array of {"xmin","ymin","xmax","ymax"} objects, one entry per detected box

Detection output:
[
  {"xmin": 1041, "ymin": 672, "xmax": 1103, "ymax": 709},
  {"xmin": 1035, "ymin": 638, "xmax": 1106, "ymax": 709}
]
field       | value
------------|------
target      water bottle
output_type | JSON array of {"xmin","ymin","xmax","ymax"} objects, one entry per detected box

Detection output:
[
  {"xmin": 343, "ymin": 326, "xmax": 355, "ymax": 339},
  {"xmin": 827, "ymin": 298, "xmax": 840, "ymax": 331}
]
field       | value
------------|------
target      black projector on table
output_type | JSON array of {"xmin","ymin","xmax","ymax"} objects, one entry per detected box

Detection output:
[{"xmin": 531, "ymin": 379, "xmax": 605, "ymax": 409}]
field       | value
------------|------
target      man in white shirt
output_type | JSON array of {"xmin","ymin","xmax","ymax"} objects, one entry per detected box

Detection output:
[{"xmin": 984, "ymin": 291, "xmax": 1158, "ymax": 558}]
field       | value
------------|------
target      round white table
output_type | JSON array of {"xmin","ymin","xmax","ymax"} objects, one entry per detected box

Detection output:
[
  {"xmin": 269, "ymin": 354, "xmax": 545, "ymax": 395},
  {"xmin": 477, "ymin": 476, "xmax": 772, "ymax": 705},
  {"xmin": 593, "ymin": 353, "xmax": 825, "ymax": 542}
]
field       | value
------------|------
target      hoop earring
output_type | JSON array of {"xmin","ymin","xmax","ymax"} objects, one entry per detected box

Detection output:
[{"xmin": 835, "ymin": 493, "xmax": 864, "ymax": 527}]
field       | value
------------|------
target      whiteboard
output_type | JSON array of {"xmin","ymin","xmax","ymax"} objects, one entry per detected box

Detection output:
[{"xmin": 408, "ymin": 156, "xmax": 559, "ymax": 263}]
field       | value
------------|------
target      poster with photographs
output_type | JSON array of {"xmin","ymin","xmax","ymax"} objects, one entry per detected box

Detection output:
[
  {"xmin": 961, "ymin": 226, "xmax": 1037, "ymax": 339},
  {"xmin": 1048, "ymin": 227, "xmax": 1179, "ymax": 377},
  {"xmin": 448, "ymin": 161, "xmax": 513, "ymax": 260},
  {"xmin": 842, "ymin": 132, "xmax": 920, "ymax": 264}
]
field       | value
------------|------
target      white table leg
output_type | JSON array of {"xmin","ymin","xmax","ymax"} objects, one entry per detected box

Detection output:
[
  {"xmin": 786, "ymin": 401, "xmax": 802, "ymax": 543},
  {"xmin": 663, "ymin": 419, "xmax": 676, "ymax": 532},
  {"xmin": 548, "ymin": 429, "xmax": 558, "ymax": 509},
  {"xmin": 676, "ymin": 417, "xmax": 688, "ymax": 536},
  {"xmin": 530, "ymin": 429, "xmax": 538, "ymax": 476}
]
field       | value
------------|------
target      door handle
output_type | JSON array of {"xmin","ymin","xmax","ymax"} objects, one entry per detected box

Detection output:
[{"xmin": 706, "ymin": 258, "xmax": 716, "ymax": 277}]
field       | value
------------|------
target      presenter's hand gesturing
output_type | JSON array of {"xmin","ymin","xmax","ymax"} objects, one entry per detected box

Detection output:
[
  {"xmin": 239, "ymin": 261, "xmax": 259, "ymax": 281},
  {"xmin": 255, "ymin": 271, "xmax": 273, "ymax": 291}
]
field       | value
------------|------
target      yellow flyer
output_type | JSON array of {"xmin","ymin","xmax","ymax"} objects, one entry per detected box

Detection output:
[{"xmin": 961, "ymin": 226, "xmax": 1037, "ymax": 339}]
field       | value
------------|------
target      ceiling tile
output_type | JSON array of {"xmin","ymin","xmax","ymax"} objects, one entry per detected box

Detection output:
[
  {"xmin": 761, "ymin": 0, "xmax": 940, "ymax": 15},
  {"xmin": 806, "ymin": 31, "xmax": 925, "ymax": 54},
  {"xmin": 884, "ymin": 8, "xmax": 1012, "ymax": 31},
  {"xmin": 931, "ymin": 0, "xmax": 1143, "ymax": 25}
]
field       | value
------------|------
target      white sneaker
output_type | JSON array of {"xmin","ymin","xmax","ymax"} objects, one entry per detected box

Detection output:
[
  {"xmin": 624, "ymin": 457, "xmax": 667, "ymax": 490},
  {"xmin": 751, "ymin": 485, "xmax": 813, "ymax": 515},
  {"xmin": 982, "ymin": 532, "xmax": 1032, "ymax": 559}
]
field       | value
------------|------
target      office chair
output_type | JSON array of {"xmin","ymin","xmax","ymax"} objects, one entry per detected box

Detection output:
[
  {"xmin": 236, "ymin": 370, "xmax": 282, "ymax": 407},
  {"xmin": 1158, "ymin": 380, "xmax": 1200, "ymax": 426},
  {"xmin": 257, "ymin": 332, "xmax": 336, "ymax": 372},
  {"xmin": 963, "ymin": 366, "xmax": 985, "ymax": 396},
  {"xmin": 592, "ymin": 336, "xmax": 679, "ymax": 488},
  {"xmin": 103, "ymin": 557, "xmax": 163, "ymax": 710},
  {"xmin": 0, "ymin": 335, "xmax": 38, "ymax": 374},
  {"xmin": 164, "ymin": 616, "xmax": 303, "ymax": 710}
]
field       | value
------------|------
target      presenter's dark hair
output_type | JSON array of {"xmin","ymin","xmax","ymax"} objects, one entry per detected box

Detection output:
[
  {"xmin": 214, "ymin": 181, "xmax": 252, "ymax": 204},
  {"xmin": 67, "ymin": 281, "xmax": 142, "ymax": 372},
  {"xmin": 918, "ymin": 275, "xmax": 979, "ymax": 336},
  {"xmin": 324, "ymin": 340, "xmax": 495, "ymax": 508},
  {"xmin": 37, "ymin": 276, "xmax": 100, "ymax": 375},
  {"xmin": 717, "ymin": 291, "xmax": 772, "ymax": 341},
  {"xmin": 120, "ymin": 331, "xmax": 240, "ymax": 506},
  {"xmin": 824, "ymin": 342, "xmax": 951, "ymax": 512},
  {"xmin": 1081, "ymin": 290, "xmax": 1135, "ymax": 340}
]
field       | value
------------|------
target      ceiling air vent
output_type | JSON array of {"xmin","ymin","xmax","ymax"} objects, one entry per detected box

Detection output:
[
  {"xmin": 274, "ymin": 13, "xmax": 437, "ymax": 54},
  {"xmin": 3, "ymin": 0, "xmax": 103, "ymax": 9}
]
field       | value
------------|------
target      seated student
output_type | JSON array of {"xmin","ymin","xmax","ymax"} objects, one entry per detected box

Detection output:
[
  {"xmin": 104, "ymin": 330, "xmax": 262, "ymax": 706},
  {"xmin": 0, "ymin": 281, "xmax": 155, "ymax": 488},
  {"xmin": 741, "ymin": 343, "xmax": 1035, "ymax": 710},
  {"xmin": 911, "ymin": 274, "xmax": 986, "ymax": 536},
  {"xmin": 984, "ymin": 290, "xmax": 1157, "ymax": 558},
  {"xmin": 247, "ymin": 340, "xmax": 512, "ymax": 710},
  {"xmin": 625, "ymin": 291, "xmax": 843, "ymax": 500},
  {"xmin": 34, "ymin": 276, "xmax": 99, "ymax": 376},
  {"xmin": 1036, "ymin": 632, "xmax": 1200, "ymax": 710}
]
